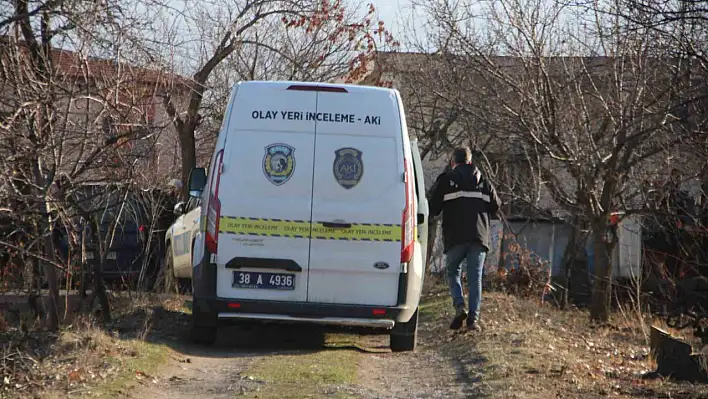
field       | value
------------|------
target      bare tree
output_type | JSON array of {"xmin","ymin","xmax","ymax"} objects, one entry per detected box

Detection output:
[
  {"xmin": 409, "ymin": 0, "xmax": 707, "ymax": 322},
  {"xmin": 373, "ymin": 49, "xmax": 547, "ymax": 276},
  {"xmin": 156, "ymin": 0, "xmax": 399, "ymax": 197},
  {"xmin": 0, "ymin": 0, "xmax": 180, "ymax": 329},
  {"xmin": 0, "ymin": 0, "xmax": 64, "ymax": 30},
  {"xmin": 612, "ymin": 0, "xmax": 708, "ymax": 67}
]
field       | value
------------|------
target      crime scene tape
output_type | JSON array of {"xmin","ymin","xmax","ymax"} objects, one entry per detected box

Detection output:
[
  {"xmin": 220, "ymin": 217, "xmax": 310, "ymax": 238},
  {"xmin": 219, "ymin": 216, "xmax": 401, "ymax": 242}
]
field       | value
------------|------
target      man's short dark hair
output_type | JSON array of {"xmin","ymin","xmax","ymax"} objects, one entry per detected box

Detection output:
[{"xmin": 452, "ymin": 147, "xmax": 471, "ymax": 164}]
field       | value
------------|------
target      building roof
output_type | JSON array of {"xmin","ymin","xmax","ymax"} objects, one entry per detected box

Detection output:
[
  {"xmin": 358, "ymin": 51, "xmax": 703, "ymax": 85},
  {"xmin": 0, "ymin": 36, "xmax": 192, "ymax": 91}
]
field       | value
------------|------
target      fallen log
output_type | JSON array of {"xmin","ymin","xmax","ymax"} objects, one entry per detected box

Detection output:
[{"xmin": 650, "ymin": 325, "xmax": 708, "ymax": 383}]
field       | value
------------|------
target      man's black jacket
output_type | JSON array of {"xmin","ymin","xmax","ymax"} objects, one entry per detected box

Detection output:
[{"xmin": 427, "ymin": 163, "xmax": 501, "ymax": 253}]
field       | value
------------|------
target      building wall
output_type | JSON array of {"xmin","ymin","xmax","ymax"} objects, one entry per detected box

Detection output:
[
  {"xmin": 0, "ymin": 70, "xmax": 188, "ymax": 187},
  {"xmin": 427, "ymin": 216, "xmax": 642, "ymax": 281},
  {"xmin": 360, "ymin": 52, "xmax": 706, "ymax": 220}
]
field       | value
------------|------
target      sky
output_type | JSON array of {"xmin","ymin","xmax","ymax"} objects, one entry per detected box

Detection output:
[
  {"xmin": 370, "ymin": 0, "xmax": 408, "ymax": 29},
  {"xmin": 154, "ymin": 0, "xmax": 429, "ymax": 53},
  {"xmin": 364, "ymin": 0, "xmax": 428, "ymax": 50}
]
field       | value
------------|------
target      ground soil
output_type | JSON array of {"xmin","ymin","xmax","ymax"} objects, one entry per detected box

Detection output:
[
  {"xmin": 5, "ymin": 277, "xmax": 708, "ymax": 399},
  {"xmin": 123, "ymin": 281, "xmax": 708, "ymax": 399},
  {"xmin": 124, "ymin": 314, "xmax": 475, "ymax": 398}
]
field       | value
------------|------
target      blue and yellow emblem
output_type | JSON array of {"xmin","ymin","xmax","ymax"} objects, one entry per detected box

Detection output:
[
  {"xmin": 333, "ymin": 147, "xmax": 364, "ymax": 189},
  {"xmin": 263, "ymin": 143, "xmax": 295, "ymax": 186}
]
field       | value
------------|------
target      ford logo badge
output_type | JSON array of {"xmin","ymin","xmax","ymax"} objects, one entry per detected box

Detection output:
[{"xmin": 373, "ymin": 262, "xmax": 390, "ymax": 270}]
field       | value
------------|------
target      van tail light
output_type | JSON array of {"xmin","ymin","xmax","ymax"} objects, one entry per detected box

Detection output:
[
  {"xmin": 205, "ymin": 150, "xmax": 224, "ymax": 254},
  {"xmin": 401, "ymin": 159, "xmax": 415, "ymax": 264}
]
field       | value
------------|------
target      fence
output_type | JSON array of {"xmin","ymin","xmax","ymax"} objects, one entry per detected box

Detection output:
[{"xmin": 426, "ymin": 216, "xmax": 643, "ymax": 280}]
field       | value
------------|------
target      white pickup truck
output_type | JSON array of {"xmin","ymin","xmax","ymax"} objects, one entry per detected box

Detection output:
[{"xmin": 164, "ymin": 195, "xmax": 201, "ymax": 291}]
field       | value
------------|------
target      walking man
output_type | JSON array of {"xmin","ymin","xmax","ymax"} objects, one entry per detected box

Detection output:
[{"xmin": 428, "ymin": 147, "xmax": 501, "ymax": 330}]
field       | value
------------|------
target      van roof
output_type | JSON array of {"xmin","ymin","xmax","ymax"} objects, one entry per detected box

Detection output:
[{"xmin": 234, "ymin": 80, "xmax": 397, "ymax": 95}]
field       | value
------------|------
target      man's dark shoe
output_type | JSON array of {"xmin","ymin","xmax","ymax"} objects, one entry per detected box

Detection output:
[
  {"xmin": 450, "ymin": 307, "xmax": 467, "ymax": 330},
  {"xmin": 466, "ymin": 317, "xmax": 481, "ymax": 331}
]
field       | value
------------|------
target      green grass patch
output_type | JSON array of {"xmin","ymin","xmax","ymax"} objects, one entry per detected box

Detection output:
[
  {"xmin": 86, "ymin": 339, "xmax": 170, "ymax": 399},
  {"xmin": 419, "ymin": 297, "xmax": 448, "ymax": 317},
  {"xmin": 243, "ymin": 349, "xmax": 360, "ymax": 398}
]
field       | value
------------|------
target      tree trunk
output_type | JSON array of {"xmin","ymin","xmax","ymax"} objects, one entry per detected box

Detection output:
[
  {"xmin": 555, "ymin": 219, "xmax": 587, "ymax": 309},
  {"xmin": 94, "ymin": 270, "xmax": 111, "ymax": 323},
  {"xmin": 83, "ymin": 216, "xmax": 112, "ymax": 322},
  {"xmin": 42, "ymin": 225, "xmax": 59, "ymax": 331},
  {"xmin": 589, "ymin": 222, "xmax": 617, "ymax": 322},
  {"xmin": 83, "ymin": 257, "xmax": 111, "ymax": 323},
  {"xmin": 555, "ymin": 227, "xmax": 575, "ymax": 309},
  {"xmin": 178, "ymin": 124, "xmax": 197, "ymax": 201},
  {"xmin": 79, "ymin": 228, "xmax": 88, "ymax": 299}
]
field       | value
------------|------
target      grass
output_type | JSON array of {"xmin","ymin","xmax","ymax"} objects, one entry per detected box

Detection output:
[
  {"xmin": 84, "ymin": 339, "xmax": 170, "ymax": 398},
  {"xmin": 419, "ymin": 294, "xmax": 448, "ymax": 319},
  {"xmin": 242, "ymin": 342, "xmax": 361, "ymax": 399},
  {"xmin": 81, "ymin": 294, "xmax": 186, "ymax": 398},
  {"xmin": 14, "ymin": 278, "xmax": 708, "ymax": 399},
  {"xmin": 26, "ymin": 322, "xmax": 172, "ymax": 399},
  {"xmin": 418, "ymin": 275, "xmax": 708, "ymax": 398},
  {"xmin": 2, "ymin": 292, "xmax": 182, "ymax": 399}
]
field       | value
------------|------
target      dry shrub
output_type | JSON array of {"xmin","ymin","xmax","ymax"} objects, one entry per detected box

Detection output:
[
  {"xmin": 0, "ymin": 293, "xmax": 183, "ymax": 398},
  {"xmin": 486, "ymin": 237, "xmax": 552, "ymax": 301},
  {"xmin": 0, "ymin": 259, "xmax": 24, "ymax": 294}
]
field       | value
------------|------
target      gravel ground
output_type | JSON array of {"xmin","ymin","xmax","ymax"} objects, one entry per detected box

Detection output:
[{"xmin": 125, "ymin": 312, "xmax": 482, "ymax": 399}]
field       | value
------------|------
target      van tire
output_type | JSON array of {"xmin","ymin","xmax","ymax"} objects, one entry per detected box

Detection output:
[
  {"xmin": 177, "ymin": 278, "xmax": 191, "ymax": 294},
  {"xmin": 164, "ymin": 245, "xmax": 175, "ymax": 294},
  {"xmin": 191, "ymin": 323, "xmax": 217, "ymax": 346},
  {"xmin": 191, "ymin": 308, "xmax": 217, "ymax": 346},
  {"xmin": 390, "ymin": 308, "xmax": 418, "ymax": 352}
]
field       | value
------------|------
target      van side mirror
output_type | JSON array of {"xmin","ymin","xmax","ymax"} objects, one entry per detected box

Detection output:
[
  {"xmin": 417, "ymin": 213, "xmax": 425, "ymax": 225},
  {"xmin": 173, "ymin": 202, "xmax": 185, "ymax": 216},
  {"xmin": 188, "ymin": 167, "xmax": 207, "ymax": 197}
]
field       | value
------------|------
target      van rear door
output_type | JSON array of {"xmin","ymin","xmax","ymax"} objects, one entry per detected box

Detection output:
[
  {"xmin": 307, "ymin": 88, "xmax": 405, "ymax": 306},
  {"xmin": 214, "ymin": 83, "xmax": 317, "ymax": 302},
  {"xmin": 410, "ymin": 139, "xmax": 429, "ymax": 268}
]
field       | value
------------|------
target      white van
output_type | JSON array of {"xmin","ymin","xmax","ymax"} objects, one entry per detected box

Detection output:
[{"xmin": 184, "ymin": 81, "xmax": 429, "ymax": 352}]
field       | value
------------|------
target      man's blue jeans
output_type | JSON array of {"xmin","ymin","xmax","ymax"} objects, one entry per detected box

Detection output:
[{"xmin": 446, "ymin": 242, "xmax": 487, "ymax": 322}]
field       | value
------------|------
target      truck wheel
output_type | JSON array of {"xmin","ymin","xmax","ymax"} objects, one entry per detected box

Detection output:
[{"xmin": 390, "ymin": 308, "xmax": 418, "ymax": 352}]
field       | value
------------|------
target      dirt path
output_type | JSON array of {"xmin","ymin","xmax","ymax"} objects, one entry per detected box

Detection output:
[
  {"xmin": 355, "ymin": 342, "xmax": 475, "ymax": 398},
  {"xmin": 124, "ymin": 312, "xmax": 479, "ymax": 399},
  {"xmin": 124, "ymin": 345, "xmax": 258, "ymax": 398}
]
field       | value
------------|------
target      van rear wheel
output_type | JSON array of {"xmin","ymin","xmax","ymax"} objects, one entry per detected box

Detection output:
[
  {"xmin": 191, "ymin": 323, "xmax": 217, "ymax": 345},
  {"xmin": 390, "ymin": 307, "xmax": 418, "ymax": 352},
  {"xmin": 164, "ymin": 246, "xmax": 176, "ymax": 294},
  {"xmin": 191, "ymin": 310, "xmax": 217, "ymax": 345}
]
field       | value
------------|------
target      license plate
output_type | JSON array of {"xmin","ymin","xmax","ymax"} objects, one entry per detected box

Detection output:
[
  {"xmin": 232, "ymin": 271, "xmax": 295, "ymax": 290},
  {"xmin": 107, "ymin": 252, "xmax": 117, "ymax": 260},
  {"xmin": 84, "ymin": 252, "xmax": 94, "ymax": 260}
]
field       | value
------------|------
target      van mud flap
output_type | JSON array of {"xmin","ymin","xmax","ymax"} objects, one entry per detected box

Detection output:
[{"xmin": 192, "ymin": 254, "xmax": 218, "ymax": 325}]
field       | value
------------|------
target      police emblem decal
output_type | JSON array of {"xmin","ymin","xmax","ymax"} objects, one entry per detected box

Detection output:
[
  {"xmin": 263, "ymin": 143, "xmax": 296, "ymax": 186},
  {"xmin": 333, "ymin": 147, "xmax": 364, "ymax": 189}
]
